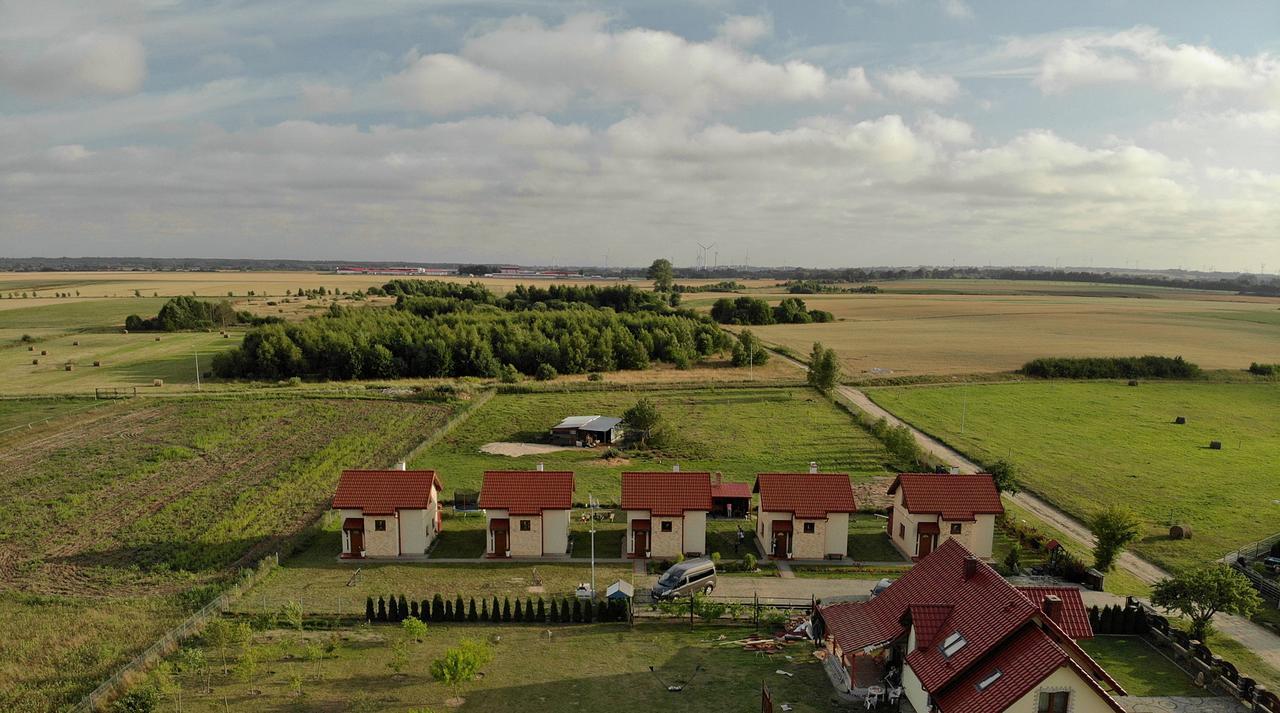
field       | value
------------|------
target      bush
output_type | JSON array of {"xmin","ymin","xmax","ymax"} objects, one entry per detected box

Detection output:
[
  {"xmin": 514, "ymin": 599, "xmax": 524, "ymax": 622},
  {"xmin": 549, "ymin": 599, "xmax": 559, "ymax": 623},
  {"xmin": 377, "ymin": 596, "xmax": 388, "ymax": 622},
  {"xmin": 743, "ymin": 553, "xmax": 757, "ymax": 571},
  {"xmin": 365, "ymin": 597, "xmax": 375, "ymax": 622},
  {"xmin": 502, "ymin": 597, "xmax": 511, "ymax": 623},
  {"xmin": 1021, "ymin": 356, "xmax": 1200, "ymax": 380},
  {"xmin": 535, "ymin": 363, "xmax": 558, "ymax": 381},
  {"xmin": 587, "ymin": 372, "xmax": 603, "ymax": 381},
  {"xmin": 468, "ymin": 598, "xmax": 478, "ymax": 622},
  {"xmin": 399, "ymin": 595, "xmax": 410, "ymax": 622},
  {"xmin": 454, "ymin": 595, "xmax": 465, "ymax": 622},
  {"xmin": 1249, "ymin": 362, "xmax": 1280, "ymax": 376},
  {"xmin": 498, "ymin": 363, "xmax": 522, "ymax": 383},
  {"xmin": 537, "ymin": 598, "xmax": 546, "ymax": 622},
  {"xmin": 111, "ymin": 687, "xmax": 160, "ymax": 713}
]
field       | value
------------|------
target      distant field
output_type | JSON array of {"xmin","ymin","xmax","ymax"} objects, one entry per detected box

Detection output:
[
  {"xmin": 0, "ymin": 397, "xmax": 102, "ymax": 432},
  {"xmin": 411, "ymin": 386, "xmax": 902, "ymax": 502},
  {"xmin": 867, "ymin": 381, "xmax": 1280, "ymax": 572},
  {"xmin": 0, "ymin": 395, "xmax": 456, "ymax": 711},
  {"xmin": 730, "ymin": 291, "xmax": 1280, "ymax": 376}
]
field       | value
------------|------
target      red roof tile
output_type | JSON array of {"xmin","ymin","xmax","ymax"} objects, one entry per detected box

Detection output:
[
  {"xmin": 753, "ymin": 473, "xmax": 857, "ymax": 519},
  {"xmin": 478, "ymin": 471, "xmax": 575, "ymax": 515},
  {"xmin": 1017, "ymin": 587, "xmax": 1094, "ymax": 639},
  {"xmin": 888, "ymin": 473, "xmax": 1003, "ymax": 521},
  {"xmin": 933, "ymin": 624, "xmax": 1067, "ymax": 713},
  {"xmin": 711, "ymin": 481, "xmax": 751, "ymax": 500},
  {"xmin": 332, "ymin": 470, "xmax": 442, "ymax": 515},
  {"xmin": 621, "ymin": 472, "xmax": 712, "ymax": 516},
  {"xmin": 817, "ymin": 539, "xmax": 1124, "ymax": 712}
]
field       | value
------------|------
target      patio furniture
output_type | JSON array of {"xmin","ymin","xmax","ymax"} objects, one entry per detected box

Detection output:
[
  {"xmin": 865, "ymin": 685, "xmax": 884, "ymax": 709},
  {"xmin": 887, "ymin": 686, "xmax": 903, "ymax": 704}
]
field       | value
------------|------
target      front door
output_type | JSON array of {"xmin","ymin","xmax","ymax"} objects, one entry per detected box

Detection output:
[
  {"xmin": 633, "ymin": 529, "xmax": 648, "ymax": 557},
  {"xmin": 349, "ymin": 529, "xmax": 364, "ymax": 555},
  {"xmin": 493, "ymin": 528, "xmax": 508, "ymax": 556},
  {"xmin": 773, "ymin": 531, "xmax": 788, "ymax": 559},
  {"xmin": 917, "ymin": 532, "xmax": 935, "ymax": 558}
]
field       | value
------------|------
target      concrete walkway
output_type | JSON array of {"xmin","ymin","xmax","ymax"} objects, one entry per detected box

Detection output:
[{"xmin": 775, "ymin": 561, "xmax": 795, "ymax": 579}]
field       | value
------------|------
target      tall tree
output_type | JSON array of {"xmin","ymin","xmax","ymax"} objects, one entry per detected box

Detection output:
[
  {"xmin": 623, "ymin": 397, "xmax": 664, "ymax": 447},
  {"xmin": 647, "ymin": 259, "xmax": 674, "ymax": 292},
  {"xmin": 1152, "ymin": 565, "xmax": 1261, "ymax": 641},
  {"xmin": 986, "ymin": 459, "xmax": 1020, "ymax": 495},
  {"xmin": 731, "ymin": 330, "xmax": 769, "ymax": 368},
  {"xmin": 806, "ymin": 342, "xmax": 841, "ymax": 393},
  {"xmin": 1089, "ymin": 505, "xmax": 1142, "ymax": 572}
]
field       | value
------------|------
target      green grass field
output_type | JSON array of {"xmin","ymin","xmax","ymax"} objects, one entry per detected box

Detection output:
[
  {"xmin": 0, "ymin": 397, "xmax": 104, "ymax": 432},
  {"xmin": 136, "ymin": 622, "xmax": 832, "ymax": 712},
  {"xmin": 0, "ymin": 395, "xmax": 458, "ymax": 711},
  {"xmin": 411, "ymin": 386, "xmax": 901, "ymax": 503},
  {"xmin": 1079, "ymin": 636, "xmax": 1201, "ymax": 696},
  {"xmin": 869, "ymin": 381, "xmax": 1280, "ymax": 573}
]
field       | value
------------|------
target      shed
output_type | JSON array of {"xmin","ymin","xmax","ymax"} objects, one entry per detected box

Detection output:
[
  {"xmin": 710, "ymin": 474, "xmax": 751, "ymax": 518},
  {"xmin": 606, "ymin": 579, "xmax": 635, "ymax": 600},
  {"xmin": 550, "ymin": 415, "xmax": 622, "ymax": 447}
]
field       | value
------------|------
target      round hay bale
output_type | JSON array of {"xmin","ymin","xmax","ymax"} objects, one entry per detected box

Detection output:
[
  {"xmin": 72, "ymin": 340, "xmax": 79, "ymax": 346},
  {"xmin": 121, "ymin": 329, "xmax": 128, "ymax": 334},
  {"xmin": 32, "ymin": 358, "xmax": 39, "ymax": 365},
  {"xmin": 223, "ymin": 333, "xmax": 230, "ymax": 338},
  {"xmin": 27, "ymin": 346, "xmax": 34, "ymax": 351},
  {"xmin": 154, "ymin": 337, "xmax": 161, "ymax": 342},
  {"xmin": 1209, "ymin": 440, "xmax": 1223, "ymax": 450},
  {"xmin": 93, "ymin": 360, "xmax": 102, "ymax": 367},
  {"xmin": 1127, "ymin": 379, "xmax": 1139, "ymax": 386},
  {"xmin": 152, "ymin": 379, "xmax": 164, "ymax": 387},
  {"xmin": 1169, "ymin": 524, "xmax": 1193, "ymax": 540},
  {"xmin": 64, "ymin": 363, "xmax": 74, "ymax": 372},
  {"xmin": 1174, "ymin": 416, "xmax": 1186, "ymax": 424},
  {"xmin": 40, "ymin": 350, "xmax": 47, "ymax": 355}
]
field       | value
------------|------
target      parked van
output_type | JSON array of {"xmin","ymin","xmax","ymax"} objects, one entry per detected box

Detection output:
[{"xmin": 651, "ymin": 558, "xmax": 716, "ymax": 600}]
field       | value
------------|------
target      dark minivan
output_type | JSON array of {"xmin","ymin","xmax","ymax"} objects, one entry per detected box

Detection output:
[{"xmin": 651, "ymin": 558, "xmax": 717, "ymax": 600}]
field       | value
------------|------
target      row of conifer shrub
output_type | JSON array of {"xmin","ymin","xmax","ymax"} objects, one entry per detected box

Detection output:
[{"xmin": 364, "ymin": 594, "xmax": 628, "ymax": 625}]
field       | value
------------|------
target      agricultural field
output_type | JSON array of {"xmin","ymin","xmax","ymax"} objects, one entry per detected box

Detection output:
[
  {"xmin": 137, "ymin": 622, "xmax": 832, "ymax": 712},
  {"xmin": 867, "ymin": 381, "xmax": 1280, "ymax": 572},
  {"xmin": 410, "ymin": 385, "xmax": 904, "ymax": 502},
  {"xmin": 0, "ymin": 395, "xmax": 458, "ymax": 711},
  {"xmin": 721, "ymin": 290, "xmax": 1280, "ymax": 377}
]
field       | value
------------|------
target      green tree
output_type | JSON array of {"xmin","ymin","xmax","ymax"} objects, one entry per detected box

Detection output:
[
  {"xmin": 806, "ymin": 342, "xmax": 840, "ymax": 393},
  {"xmin": 623, "ymin": 397, "xmax": 663, "ymax": 447},
  {"xmin": 202, "ymin": 618, "xmax": 251, "ymax": 675},
  {"xmin": 647, "ymin": 259, "xmax": 674, "ymax": 292},
  {"xmin": 1151, "ymin": 565, "xmax": 1261, "ymax": 641},
  {"xmin": 402, "ymin": 616, "xmax": 428, "ymax": 642},
  {"xmin": 1089, "ymin": 505, "xmax": 1142, "ymax": 572},
  {"xmin": 430, "ymin": 638, "xmax": 494, "ymax": 702},
  {"xmin": 986, "ymin": 459, "xmax": 1020, "ymax": 495},
  {"xmin": 281, "ymin": 600, "xmax": 304, "ymax": 631},
  {"xmin": 730, "ymin": 330, "xmax": 769, "ymax": 368}
]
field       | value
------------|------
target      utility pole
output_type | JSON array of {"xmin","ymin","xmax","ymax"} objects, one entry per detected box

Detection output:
[
  {"xmin": 589, "ymin": 493, "xmax": 598, "ymax": 597},
  {"xmin": 194, "ymin": 348, "xmax": 201, "ymax": 391}
]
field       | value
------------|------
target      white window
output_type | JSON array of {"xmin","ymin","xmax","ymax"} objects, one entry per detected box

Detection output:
[
  {"xmin": 976, "ymin": 669, "xmax": 1002, "ymax": 691},
  {"xmin": 940, "ymin": 631, "xmax": 967, "ymax": 658}
]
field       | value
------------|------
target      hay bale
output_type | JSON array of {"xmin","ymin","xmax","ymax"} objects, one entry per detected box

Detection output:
[
  {"xmin": 40, "ymin": 350, "xmax": 47, "ymax": 355},
  {"xmin": 93, "ymin": 360, "xmax": 102, "ymax": 367},
  {"xmin": 152, "ymin": 379, "xmax": 164, "ymax": 387},
  {"xmin": 1127, "ymin": 379, "xmax": 1139, "ymax": 386},
  {"xmin": 27, "ymin": 346, "xmax": 34, "ymax": 351},
  {"xmin": 1174, "ymin": 416, "xmax": 1186, "ymax": 424},
  {"xmin": 121, "ymin": 329, "xmax": 128, "ymax": 334},
  {"xmin": 154, "ymin": 337, "xmax": 161, "ymax": 342},
  {"xmin": 31, "ymin": 358, "xmax": 39, "ymax": 365},
  {"xmin": 1209, "ymin": 440, "xmax": 1222, "ymax": 450},
  {"xmin": 1169, "ymin": 524, "xmax": 1193, "ymax": 540},
  {"xmin": 64, "ymin": 364, "xmax": 74, "ymax": 372},
  {"xmin": 223, "ymin": 333, "xmax": 230, "ymax": 338},
  {"xmin": 72, "ymin": 340, "xmax": 79, "ymax": 346}
]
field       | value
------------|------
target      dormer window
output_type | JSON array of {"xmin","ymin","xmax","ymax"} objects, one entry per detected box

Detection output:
[
  {"xmin": 976, "ymin": 669, "xmax": 1002, "ymax": 691},
  {"xmin": 940, "ymin": 631, "xmax": 967, "ymax": 658}
]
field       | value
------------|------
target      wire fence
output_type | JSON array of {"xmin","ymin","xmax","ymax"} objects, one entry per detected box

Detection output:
[
  {"xmin": 72, "ymin": 553, "xmax": 280, "ymax": 713},
  {"xmin": 1224, "ymin": 532, "xmax": 1280, "ymax": 606}
]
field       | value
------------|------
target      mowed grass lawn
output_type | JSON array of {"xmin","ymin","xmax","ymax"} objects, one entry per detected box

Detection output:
[
  {"xmin": 143, "ymin": 622, "xmax": 833, "ymax": 713},
  {"xmin": 1079, "ymin": 636, "xmax": 1201, "ymax": 696},
  {"xmin": 869, "ymin": 381, "xmax": 1280, "ymax": 571},
  {"xmin": 411, "ymin": 386, "xmax": 901, "ymax": 503},
  {"xmin": 0, "ymin": 395, "xmax": 458, "ymax": 711}
]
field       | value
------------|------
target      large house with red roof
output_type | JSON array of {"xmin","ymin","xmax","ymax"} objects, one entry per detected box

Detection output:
[
  {"xmin": 478, "ymin": 469, "xmax": 575, "ymax": 558},
  {"xmin": 332, "ymin": 464, "xmax": 443, "ymax": 558},
  {"xmin": 888, "ymin": 472, "xmax": 1003, "ymax": 561},
  {"xmin": 753, "ymin": 469, "xmax": 857, "ymax": 560},
  {"xmin": 621, "ymin": 470, "xmax": 712, "ymax": 559},
  {"xmin": 814, "ymin": 539, "xmax": 1126, "ymax": 713}
]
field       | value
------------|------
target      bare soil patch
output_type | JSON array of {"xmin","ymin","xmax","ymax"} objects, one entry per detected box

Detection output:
[{"xmin": 480, "ymin": 441, "xmax": 576, "ymax": 457}]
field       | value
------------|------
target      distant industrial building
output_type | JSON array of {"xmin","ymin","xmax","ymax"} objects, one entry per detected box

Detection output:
[{"xmin": 334, "ymin": 266, "xmax": 455, "ymax": 276}]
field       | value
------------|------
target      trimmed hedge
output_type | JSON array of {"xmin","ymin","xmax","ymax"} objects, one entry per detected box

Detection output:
[
  {"xmin": 366, "ymin": 593, "xmax": 629, "ymax": 624},
  {"xmin": 1021, "ymin": 356, "xmax": 1200, "ymax": 380}
]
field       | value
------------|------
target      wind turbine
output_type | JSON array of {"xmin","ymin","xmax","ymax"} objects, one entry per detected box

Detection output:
[{"xmin": 696, "ymin": 242, "xmax": 716, "ymax": 271}]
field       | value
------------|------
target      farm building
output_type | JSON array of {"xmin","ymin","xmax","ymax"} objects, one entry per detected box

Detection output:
[
  {"xmin": 887, "ymin": 472, "xmax": 1003, "ymax": 561},
  {"xmin": 478, "ymin": 469, "xmax": 575, "ymax": 558},
  {"xmin": 331, "ymin": 464, "xmax": 443, "ymax": 559},
  {"xmin": 814, "ymin": 540, "xmax": 1125, "ymax": 712},
  {"xmin": 753, "ymin": 469, "xmax": 857, "ymax": 560},
  {"xmin": 621, "ymin": 469, "xmax": 712, "ymax": 559},
  {"xmin": 549, "ymin": 415, "xmax": 623, "ymax": 446},
  {"xmin": 710, "ymin": 473, "xmax": 751, "ymax": 518}
]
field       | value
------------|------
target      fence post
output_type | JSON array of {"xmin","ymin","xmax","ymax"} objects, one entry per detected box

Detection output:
[{"xmin": 754, "ymin": 592, "xmax": 759, "ymax": 632}]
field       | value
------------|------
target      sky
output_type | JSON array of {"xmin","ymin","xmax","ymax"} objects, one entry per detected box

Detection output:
[{"xmin": 1, "ymin": 1, "xmax": 1278, "ymax": 270}]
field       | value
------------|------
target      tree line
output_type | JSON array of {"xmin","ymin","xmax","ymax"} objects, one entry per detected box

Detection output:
[
  {"xmin": 124, "ymin": 296, "xmax": 281, "ymax": 331},
  {"xmin": 710, "ymin": 296, "xmax": 833, "ymax": 325},
  {"xmin": 1020, "ymin": 356, "xmax": 1201, "ymax": 379}
]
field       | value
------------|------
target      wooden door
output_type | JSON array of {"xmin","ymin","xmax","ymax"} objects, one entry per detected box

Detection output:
[
  {"xmin": 634, "ymin": 529, "xmax": 648, "ymax": 557},
  {"xmin": 350, "ymin": 530, "xmax": 363, "ymax": 555},
  {"xmin": 773, "ymin": 531, "xmax": 788, "ymax": 559},
  {"xmin": 917, "ymin": 532, "xmax": 934, "ymax": 558},
  {"xmin": 494, "ymin": 528, "xmax": 508, "ymax": 556}
]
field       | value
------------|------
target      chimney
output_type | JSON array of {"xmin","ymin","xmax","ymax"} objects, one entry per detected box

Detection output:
[
  {"xmin": 963, "ymin": 556, "xmax": 979, "ymax": 580},
  {"xmin": 394, "ymin": 461, "xmax": 407, "ymax": 471},
  {"xmin": 672, "ymin": 463, "xmax": 680, "ymax": 472},
  {"xmin": 949, "ymin": 466, "xmax": 960, "ymax": 475},
  {"xmin": 1041, "ymin": 595, "xmax": 1063, "ymax": 623},
  {"xmin": 711, "ymin": 472, "xmax": 722, "ymax": 486},
  {"xmin": 536, "ymin": 462, "xmax": 544, "ymax": 472},
  {"xmin": 809, "ymin": 461, "xmax": 818, "ymax": 474}
]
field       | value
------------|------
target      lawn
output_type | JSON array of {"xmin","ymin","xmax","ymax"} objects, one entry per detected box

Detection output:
[
  {"xmin": 134, "ymin": 621, "xmax": 835, "ymax": 712},
  {"xmin": 1079, "ymin": 636, "xmax": 1201, "ymax": 696},
  {"xmin": 869, "ymin": 381, "xmax": 1280, "ymax": 573},
  {"xmin": 0, "ymin": 395, "xmax": 458, "ymax": 711},
  {"xmin": 0, "ymin": 396, "xmax": 104, "ymax": 433},
  {"xmin": 410, "ymin": 385, "xmax": 902, "ymax": 503}
]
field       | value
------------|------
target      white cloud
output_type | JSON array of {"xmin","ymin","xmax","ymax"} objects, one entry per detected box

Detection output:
[
  {"xmin": 386, "ymin": 51, "xmax": 569, "ymax": 116},
  {"xmin": 939, "ymin": 0, "xmax": 973, "ymax": 20},
  {"xmin": 917, "ymin": 112, "xmax": 973, "ymax": 144},
  {"xmin": 877, "ymin": 68, "xmax": 961, "ymax": 103},
  {"xmin": 0, "ymin": 31, "xmax": 146, "ymax": 99},
  {"xmin": 716, "ymin": 15, "xmax": 772, "ymax": 46},
  {"xmin": 300, "ymin": 82, "xmax": 352, "ymax": 114}
]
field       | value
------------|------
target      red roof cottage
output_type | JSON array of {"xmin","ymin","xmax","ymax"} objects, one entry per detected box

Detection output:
[
  {"xmin": 478, "ymin": 469, "xmax": 575, "ymax": 558},
  {"xmin": 814, "ymin": 539, "xmax": 1126, "ymax": 712},
  {"xmin": 753, "ymin": 468, "xmax": 857, "ymax": 560},
  {"xmin": 888, "ymin": 472, "xmax": 1003, "ymax": 560},
  {"xmin": 332, "ymin": 464, "xmax": 443, "ymax": 558},
  {"xmin": 621, "ymin": 469, "xmax": 712, "ymax": 559}
]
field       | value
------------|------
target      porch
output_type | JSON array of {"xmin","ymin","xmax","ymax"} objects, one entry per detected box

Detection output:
[{"xmin": 816, "ymin": 646, "xmax": 911, "ymax": 710}]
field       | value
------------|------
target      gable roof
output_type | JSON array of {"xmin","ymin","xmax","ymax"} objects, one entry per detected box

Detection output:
[
  {"xmin": 753, "ymin": 473, "xmax": 857, "ymax": 518},
  {"xmin": 817, "ymin": 540, "xmax": 1124, "ymax": 712},
  {"xmin": 621, "ymin": 472, "xmax": 712, "ymax": 516},
  {"xmin": 932, "ymin": 624, "xmax": 1069, "ymax": 713},
  {"xmin": 1016, "ymin": 586, "xmax": 1094, "ymax": 639},
  {"xmin": 332, "ymin": 470, "xmax": 442, "ymax": 515},
  {"xmin": 711, "ymin": 481, "xmax": 751, "ymax": 500},
  {"xmin": 888, "ymin": 472, "xmax": 1004, "ymax": 521},
  {"xmin": 553, "ymin": 415, "xmax": 621, "ymax": 432},
  {"xmin": 478, "ymin": 470, "xmax": 575, "ymax": 515}
]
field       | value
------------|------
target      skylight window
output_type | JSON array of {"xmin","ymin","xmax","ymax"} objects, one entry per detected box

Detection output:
[
  {"xmin": 940, "ymin": 631, "xmax": 967, "ymax": 658},
  {"xmin": 976, "ymin": 669, "xmax": 1002, "ymax": 691}
]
